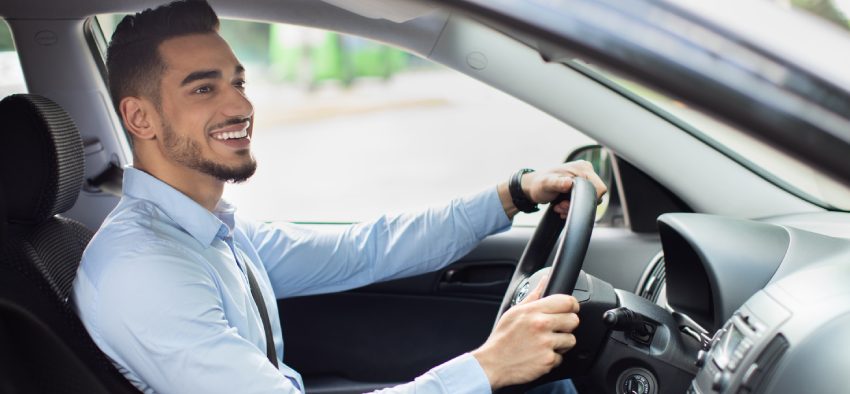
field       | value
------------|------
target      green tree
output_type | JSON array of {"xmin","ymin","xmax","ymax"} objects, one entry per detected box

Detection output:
[
  {"xmin": 0, "ymin": 20, "xmax": 15, "ymax": 51},
  {"xmin": 792, "ymin": 0, "xmax": 850, "ymax": 30}
]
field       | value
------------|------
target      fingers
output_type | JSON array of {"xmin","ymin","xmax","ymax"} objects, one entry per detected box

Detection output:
[
  {"xmin": 530, "ymin": 294, "xmax": 580, "ymax": 314},
  {"xmin": 551, "ymin": 311, "xmax": 581, "ymax": 333},
  {"xmin": 552, "ymin": 200, "xmax": 570, "ymax": 219},
  {"xmin": 552, "ymin": 332, "xmax": 577, "ymax": 353},
  {"xmin": 586, "ymin": 172, "xmax": 608, "ymax": 200},
  {"xmin": 477, "ymin": 291, "xmax": 581, "ymax": 387},
  {"xmin": 542, "ymin": 349, "xmax": 564, "ymax": 369},
  {"xmin": 543, "ymin": 173, "xmax": 574, "ymax": 195},
  {"xmin": 572, "ymin": 160, "xmax": 608, "ymax": 199},
  {"xmin": 561, "ymin": 160, "xmax": 607, "ymax": 198},
  {"xmin": 527, "ymin": 311, "xmax": 580, "ymax": 334},
  {"xmin": 530, "ymin": 315, "xmax": 580, "ymax": 355},
  {"xmin": 531, "ymin": 160, "xmax": 607, "ymax": 205}
]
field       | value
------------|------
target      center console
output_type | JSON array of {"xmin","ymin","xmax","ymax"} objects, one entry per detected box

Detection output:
[{"xmin": 688, "ymin": 292, "xmax": 791, "ymax": 393}]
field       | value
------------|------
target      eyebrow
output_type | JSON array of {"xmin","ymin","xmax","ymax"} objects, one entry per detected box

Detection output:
[{"xmin": 180, "ymin": 65, "xmax": 245, "ymax": 86}]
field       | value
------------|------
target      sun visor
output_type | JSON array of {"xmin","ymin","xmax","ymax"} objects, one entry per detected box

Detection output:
[{"xmin": 320, "ymin": 0, "xmax": 437, "ymax": 22}]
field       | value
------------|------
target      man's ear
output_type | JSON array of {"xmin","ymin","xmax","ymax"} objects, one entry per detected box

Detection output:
[{"xmin": 119, "ymin": 97, "xmax": 158, "ymax": 140}]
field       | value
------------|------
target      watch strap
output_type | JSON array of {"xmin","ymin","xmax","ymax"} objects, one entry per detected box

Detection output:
[{"xmin": 509, "ymin": 168, "xmax": 539, "ymax": 213}]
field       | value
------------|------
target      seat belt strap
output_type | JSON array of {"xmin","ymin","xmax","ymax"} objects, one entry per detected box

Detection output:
[{"xmin": 245, "ymin": 263, "xmax": 279, "ymax": 369}]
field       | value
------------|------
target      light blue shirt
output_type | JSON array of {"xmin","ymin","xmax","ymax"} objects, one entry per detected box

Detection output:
[{"xmin": 72, "ymin": 167, "xmax": 511, "ymax": 394}]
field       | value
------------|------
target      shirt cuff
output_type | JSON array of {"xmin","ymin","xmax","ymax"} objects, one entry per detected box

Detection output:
[
  {"xmin": 432, "ymin": 353, "xmax": 492, "ymax": 394},
  {"xmin": 461, "ymin": 187, "xmax": 512, "ymax": 239}
]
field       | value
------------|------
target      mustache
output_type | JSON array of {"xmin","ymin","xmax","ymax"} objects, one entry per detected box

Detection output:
[{"xmin": 208, "ymin": 117, "xmax": 251, "ymax": 132}]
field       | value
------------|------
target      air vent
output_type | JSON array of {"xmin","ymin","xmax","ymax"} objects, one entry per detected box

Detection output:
[
  {"xmin": 637, "ymin": 254, "xmax": 666, "ymax": 304},
  {"xmin": 741, "ymin": 334, "xmax": 788, "ymax": 393}
]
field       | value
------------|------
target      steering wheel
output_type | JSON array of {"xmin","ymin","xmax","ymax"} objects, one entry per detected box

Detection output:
[
  {"xmin": 495, "ymin": 176, "xmax": 598, "ymax": 321},
  {"xmin": 492, "ymin": 177, "xmax": 598, "ymax": 392}
]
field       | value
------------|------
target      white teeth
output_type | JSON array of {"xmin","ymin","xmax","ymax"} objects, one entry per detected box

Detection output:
[{"xmin": 212, "ymin": 129, "xmax": 248, "ymax": 140}]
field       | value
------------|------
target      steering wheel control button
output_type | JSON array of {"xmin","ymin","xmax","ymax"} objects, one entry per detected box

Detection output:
[
  {"xmin": 711, "ymin": 371, "xmax": 731, "ymax": 392},
  {"xmin": 510, "ymin": 267, "xmax": 552, "ymax": 307},
  {"xmin": 512, "ymin": 280, "xmax": 531, "ymax": 306},
  {"xmin": 616, "ymin": 368, "xmax": 657, "ymax": 394}
]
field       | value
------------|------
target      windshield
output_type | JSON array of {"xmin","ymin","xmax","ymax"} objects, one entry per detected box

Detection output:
[{"xmin": 573, "ymin": 60, "xmax": 850, "ymax": 211}]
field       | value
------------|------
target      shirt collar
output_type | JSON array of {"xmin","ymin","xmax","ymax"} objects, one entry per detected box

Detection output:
[{"xmin": 122, "ymin": 167, "xmax": 234, "ymax": 247}]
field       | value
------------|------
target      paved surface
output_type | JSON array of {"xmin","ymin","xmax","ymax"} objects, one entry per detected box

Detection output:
[{"xmin": 222, "ymin": 69, "xmax": 594, "ymax": 225}]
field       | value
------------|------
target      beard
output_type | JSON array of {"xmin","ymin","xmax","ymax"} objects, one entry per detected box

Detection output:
[{"xmin": 161, "ymin": 119, "xmax": 257, "ymax": 183}]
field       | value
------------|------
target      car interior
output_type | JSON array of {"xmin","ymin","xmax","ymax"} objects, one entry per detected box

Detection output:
[{"xmin": 2, "ymin": 1, "xmax": 850, "ymax": 394}]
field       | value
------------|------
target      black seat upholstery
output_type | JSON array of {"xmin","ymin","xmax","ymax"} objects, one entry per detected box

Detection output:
[{"xmin": 0, "ymin": 94, "xmax": 140, "ymax": 393}]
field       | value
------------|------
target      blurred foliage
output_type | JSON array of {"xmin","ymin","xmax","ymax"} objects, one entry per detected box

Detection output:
[
  {"xmin": 268, "ymin": 30, "xmax": 411, "ymax": 85},
  {"xmin": 92, "ymin": 15, "xmax": 414, "ymax": 84},
  {"xmin": 219, "ymin": 19, "xmax": 270, "ymax": 64},
  {"xmin": 792, "ymin": 0, "xmax": 850, "ymax": 29},
  {"xmin": 0, "ymin": 19, "xmax": 15, "ymax": 51}
]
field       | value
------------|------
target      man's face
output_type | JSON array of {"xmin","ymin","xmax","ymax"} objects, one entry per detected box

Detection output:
[{"xmin": 154, "ymin": 33, "xmax": 256, "ymax": 183}]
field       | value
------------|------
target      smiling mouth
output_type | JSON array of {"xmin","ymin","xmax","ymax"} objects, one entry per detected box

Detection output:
[{"xmin": 211, "ymin": 128, "xmax": 249, "ymax": 140}]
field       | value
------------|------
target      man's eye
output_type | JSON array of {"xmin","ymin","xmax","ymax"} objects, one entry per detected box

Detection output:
[
  {"xmin": 234, "ymin": 80, "xmax": 247, "ymax": 90},
  {"xmin": 193, "ymin": 85, "xmax": 212, "ymax": 94}
]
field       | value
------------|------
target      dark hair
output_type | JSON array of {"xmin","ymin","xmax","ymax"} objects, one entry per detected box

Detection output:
[{"xmin": 106, "ymin": 0, "xmax": 220, "ymax": 112}]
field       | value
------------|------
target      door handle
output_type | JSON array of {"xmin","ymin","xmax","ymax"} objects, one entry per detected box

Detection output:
[{"xmin": 437, "ymin": 263, "xmax": 513, "ymax": 297}]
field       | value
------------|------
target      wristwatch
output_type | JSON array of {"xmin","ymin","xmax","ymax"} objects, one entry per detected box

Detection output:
[{"xmin": 509, "ymin": 168, "xmax": 539, "ymax": 213}]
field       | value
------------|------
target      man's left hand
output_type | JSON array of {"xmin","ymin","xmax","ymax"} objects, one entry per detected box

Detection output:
[{"xmin": 498, "ymin": 160, "xmax": 608, "ymax": 219}]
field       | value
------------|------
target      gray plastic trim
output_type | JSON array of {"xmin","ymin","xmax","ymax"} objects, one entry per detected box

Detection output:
[
  {"xmin": 635, "ymin": 251, "xmax": 664, "ymax": 294},
  {"xmin": 658, "ymin": 213, "xmax": 790, "ymax": 328}
]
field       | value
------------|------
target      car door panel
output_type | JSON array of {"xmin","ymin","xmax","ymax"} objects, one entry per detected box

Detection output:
[{"xmin": 280, "ymin": 225, "xmax": 660, "ymax": 392}]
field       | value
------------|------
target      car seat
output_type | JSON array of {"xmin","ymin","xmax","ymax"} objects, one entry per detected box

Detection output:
[{"xmin": 0, "ymin": 94, "xmax": 140, "ymax": 393}]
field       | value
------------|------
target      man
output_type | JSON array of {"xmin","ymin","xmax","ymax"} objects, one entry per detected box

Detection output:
[{"xmin": 71, "ymin": 1, "xmax": 608, "ymax": 393}]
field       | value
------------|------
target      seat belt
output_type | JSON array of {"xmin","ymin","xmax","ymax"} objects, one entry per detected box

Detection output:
[{"xmin": 245, "ymin": 263, "xmax": 279, "ymax": 368}]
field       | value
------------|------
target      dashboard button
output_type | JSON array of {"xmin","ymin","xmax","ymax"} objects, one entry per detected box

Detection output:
[
  {"xmin": 696, "ymin": 350, "xmax": 708, "ymax": 368},
  {"xmin": 728, "ymin": 357, "xmax": 739, "ymax": 372},
  {"xmin": 712, "ymin": 371, "xmax": 732, "ymax": 392},
  {"xmin": 741, "ymin": 363, "xmax": 760, "ymax": 388}
]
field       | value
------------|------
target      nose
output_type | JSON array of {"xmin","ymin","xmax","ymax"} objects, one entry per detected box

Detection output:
[{"xmin": 222, "ymin": 85, "xmax": 254, "ymax": 119}]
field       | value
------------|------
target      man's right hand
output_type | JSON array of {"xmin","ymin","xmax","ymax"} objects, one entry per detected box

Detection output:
[{"xmin": 471, "ymin": 277, "xmax": 580, "ymax": 390}]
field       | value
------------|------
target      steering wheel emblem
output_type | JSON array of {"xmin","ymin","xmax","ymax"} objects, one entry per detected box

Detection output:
[{"xmin": 512, "ymin": 281, "xmax": 532, "ymax": 306}]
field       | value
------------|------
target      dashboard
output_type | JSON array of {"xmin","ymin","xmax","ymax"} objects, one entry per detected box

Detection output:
[{"xmin": 632, "ymin": 212, "xmax": 850, "ymax": 393}]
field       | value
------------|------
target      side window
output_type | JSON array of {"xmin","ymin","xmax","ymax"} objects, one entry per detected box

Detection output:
[
  {"xmin": 96, "ymin": 18, "xmax": 595, "ymax": 226},
  {"xmin": 0, "ymin": 19, "xmax": 27, "ymax": 97}
]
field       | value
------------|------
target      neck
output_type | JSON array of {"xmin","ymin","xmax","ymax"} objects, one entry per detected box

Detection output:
[{"xmin": 134, "ymin": 158, "xmax": 224, "ymax": 212}]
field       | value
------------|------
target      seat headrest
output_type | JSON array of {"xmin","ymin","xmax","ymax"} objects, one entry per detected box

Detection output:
[{"xmin": 0, "ymin": 94, "xmax": 85, "ymax": 224}]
